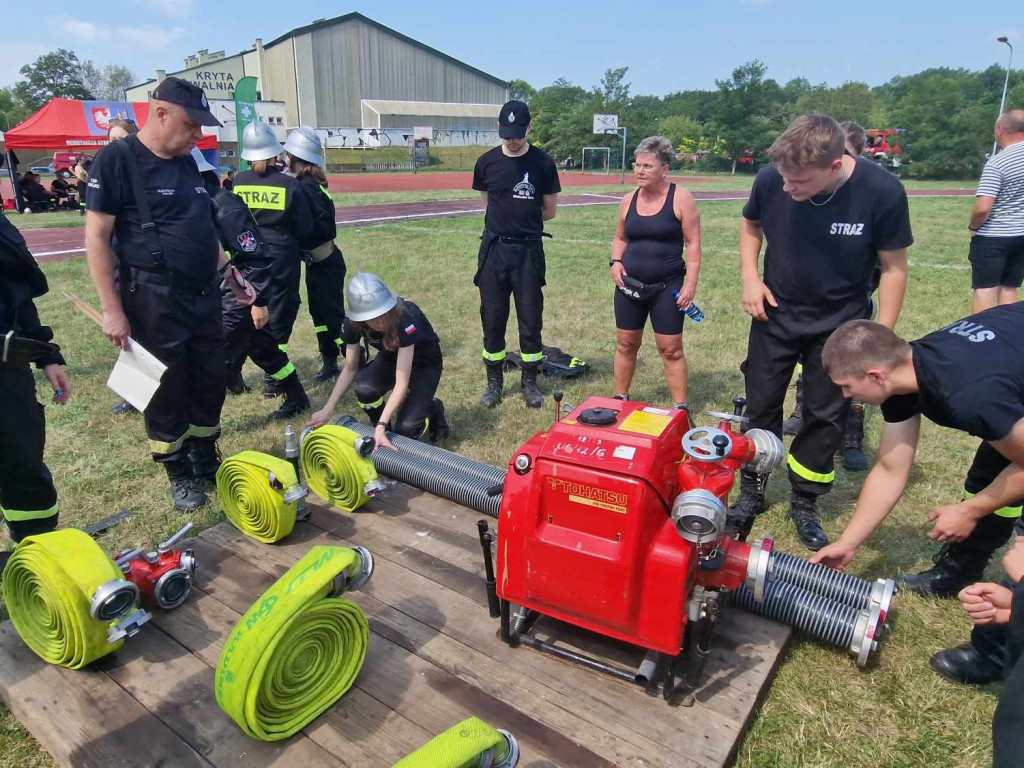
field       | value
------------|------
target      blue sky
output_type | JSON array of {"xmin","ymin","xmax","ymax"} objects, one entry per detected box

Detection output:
[{"xmin": 1, "ymin": 2, "xmax": 1019, "ymax": 96}]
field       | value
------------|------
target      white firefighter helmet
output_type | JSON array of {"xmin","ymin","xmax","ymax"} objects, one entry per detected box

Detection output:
[
  {"xmin": 283, "ymin": 126, "xmax": 324, "ymax": 166},
  {"xmin": 240, "ymin": 120, "xmax": 283, "ymax": 162},
  {"xmin": 345, "ymin": 272, "xmax": 398, "ymax": 322}
]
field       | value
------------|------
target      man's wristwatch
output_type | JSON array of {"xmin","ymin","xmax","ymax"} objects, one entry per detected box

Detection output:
[{"xmin": 608, "ymin": 258, "xmax": 622, "ymax": 267}]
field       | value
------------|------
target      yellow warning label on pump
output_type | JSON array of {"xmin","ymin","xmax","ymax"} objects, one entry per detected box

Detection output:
[{"xmin": 618, "ymin": 410, "xmax": 672, "ymax": 437}]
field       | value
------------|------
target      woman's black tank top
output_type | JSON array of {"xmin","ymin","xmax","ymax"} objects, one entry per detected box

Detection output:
[{"xmin": 622, "ymin": 183, "xmax": 685, "ymax": 283}]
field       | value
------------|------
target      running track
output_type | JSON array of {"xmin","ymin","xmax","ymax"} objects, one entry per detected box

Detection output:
[{"xmin": 19, "ymin": 188, "xmax": 973, "ymax": 264}]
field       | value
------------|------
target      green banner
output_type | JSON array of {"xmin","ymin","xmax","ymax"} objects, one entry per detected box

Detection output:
[{"xmin": 234, "ymin": 76, "xmax": 258, "ymax": 172}]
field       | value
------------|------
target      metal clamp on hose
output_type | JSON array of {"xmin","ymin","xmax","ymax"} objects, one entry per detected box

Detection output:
[
  {"xmin": 216, "ymin": 546, "xmax": 371, "ymax": 741},
  {"xmin": 393, "ymin": 717, "xmax": 520, "ymax": 767},
  {"xmin": 4, "ymin": 529, "xmax": 152, "ymax": 668},
  {"xmin": 216, "ymin": 451, "xmax": 303, "ymax": 543},
  {"xmin": 300, "ymin": 424, "xmax": 382, "ymax": 511},
  {"xmin": 745, "ymin": 536, "xmax": 773, "ymax": 603}
]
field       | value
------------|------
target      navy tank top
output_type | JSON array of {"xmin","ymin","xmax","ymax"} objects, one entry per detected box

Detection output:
[{"xmin": 622, "ymin": 183, "xmax": 685, "ymax": 283}]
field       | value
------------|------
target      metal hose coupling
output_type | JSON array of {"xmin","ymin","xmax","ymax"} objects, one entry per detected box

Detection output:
[
  {"xmin": 744, "ymin": 536, "xmax": 774, "ymax": 603},
  {"xmin": 743, "ymin": 428, "xmax": 785, "ymax": 474},
  {"xmin": 671, "ymin": 489, "xmax": 727, "ymax": 543},
  {"xmin": 392, "ymin": 717, "xmax": 520, "ymax": 767}
]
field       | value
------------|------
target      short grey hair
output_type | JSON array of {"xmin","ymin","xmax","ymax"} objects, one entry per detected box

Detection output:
[
  {"xmin": 634, "ymin": 136, "xmax": 674, "ymax": 166},
  {"xmin": 998, "ymin": 110, "xmax": 1024, "ymax": 134}
]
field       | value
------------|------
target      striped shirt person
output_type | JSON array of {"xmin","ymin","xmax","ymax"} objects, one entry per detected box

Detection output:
[{"xmin": 968, "ymin": 110, "xmax": 1024, "ymax": 313}]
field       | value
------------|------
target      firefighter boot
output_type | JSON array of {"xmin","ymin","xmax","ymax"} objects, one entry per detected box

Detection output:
[
  {"xmin": 187, "ymin": 437, "xmax": 222, "ymax": 488},
  {"xmin": 929, "ymin": 643, "xmax": 1004, "ymax": 686},
  {"xmin": 726, "ymin": 470, "xmax": 768, "ymax": 539},
  {"xmin": 521, "ymin": 365, "xmax": 544, "ymax": 409},
  {"xmin": 164, "ymin": 461, "xmax": 207, "ymax": 512},
  {"xmin": 314, "ymin": 355, "xmax": 340, "ymax": 382},
  {"xmin": 897, "ymin": 512, "xmax": 1017, "ymax": 597},
  {"xmin": 428, "ymin": 398, "xmax": 450, "ymax": 442},
  {"xmin": 226, "ymin": 371, "xmax": 251, "ymax": 395},
  {"xmin": 841, "ymin": 402, "xmax": 869, "ymax": 472},
  {"xmin": 782, "ymin": 375, "xmax": 804, "ymax": 436},
  {"xmin": 270, "ymin": 372, "xmax": 310, "ymax": 420},
  {"xmin": 263, "ymin": 372, "xmax": 283, "ymax": 399},
  {"xmin": 788, "ymin": 491, "xmax": 828, "ymax": 551},
  {"xmin": 481, "ymin": 362, "xmax": 503, "ymax": 408}
]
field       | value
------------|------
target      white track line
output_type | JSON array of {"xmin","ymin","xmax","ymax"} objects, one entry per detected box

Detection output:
[{"xmin": 35, "ymin": 247, "xmax": 86, "ymax": 257}]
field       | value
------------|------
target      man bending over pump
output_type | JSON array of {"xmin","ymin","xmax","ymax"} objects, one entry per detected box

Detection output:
[{"xmin": 813, "ymin": 304, "xmax": 1024, "ymax": 684}]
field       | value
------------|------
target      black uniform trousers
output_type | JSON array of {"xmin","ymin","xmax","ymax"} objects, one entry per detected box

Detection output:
[
  {"xmin": 121, "ymin": 267, "xmax": 225, "ymax": 464},
  {"xmin": 993, "ymin": 580, "xmax": 1024, "ymax": 767},
  {"xmin": 744, "ymin": 302, "xmax": 862, "ymax": 497},
  {"xmin": 223, "ymin": 263, "xmax": 294, "ymax": 381},
  {"xmin": 0, "ymin": 364, "xmax": 58, "ymax": 541},
  {"xmin": 263, "ymin": 247, "xmax": 302, "ymax": 353},
  {"xmin": 354, "ymin": 355, "xmax": 442, "ymax": 439},
  {"xmin": 959, "ymin": 441, "xmax": 1024, "ymax": 668},
  {"xmin": 475, "ymin": 232, "xmax": 545, "ymax": 365},
  {"xmin": 305, "ymin": 246, "xmax": 347, "ymax": 359}
]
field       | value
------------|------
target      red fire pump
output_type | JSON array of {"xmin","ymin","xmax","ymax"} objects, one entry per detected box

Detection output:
[
  {"xmin": 483, "ymin": 395, "xmax": 785, "ymax": 705},
  {"xmin": 113, "ymin": 522, "xmax": 197, "ymax": 611}
]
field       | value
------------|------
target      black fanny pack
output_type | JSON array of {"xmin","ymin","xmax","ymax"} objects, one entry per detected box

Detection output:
[
  {"xmin": 616, "ymin": 274, "xmax": 666, "ymax": 301},
  {"xmin": 1, "ymin": 331, "xmax": 60, "ymax": 367}
]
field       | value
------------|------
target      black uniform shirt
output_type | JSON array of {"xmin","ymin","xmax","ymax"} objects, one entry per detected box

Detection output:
[
  {"xmin": 472, "ymin": 145, "xmax": 561, "ymax": 238},
  {"xmin": 341, "ymin": 299, "xmax": 442, "ymax": 370},
  {"xmin": 86, "ymin": 136, "xmax": 219, "ymax": 281},
  {"xmin": 742, "ymin": 158, "xmax": 913, "ymax": 312},
  {"xmin": 881, "ymin": 303, "xmax": 1024, "ymax": 441},
  {"xmin": 297, "ymin": 175, "xmax": 337, "ymax": 250},
  {"xmin": 233, "ymin": 168, "xmax": 316, "ymax": 251}
]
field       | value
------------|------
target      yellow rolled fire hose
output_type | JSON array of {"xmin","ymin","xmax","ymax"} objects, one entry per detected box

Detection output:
[
  {"xmin": 393, "ymin": 718, "xmax": 519, "ymax": 768},
  {"xmin": 216, "ymin": 451, "xmax": 303, "ymax": 543},
  {"xmin": 215, "ymin": 545, "xmax": 373, "ymax": 741},
  {"xmin": 3, "ymin": 529, "xmax": 134, "ymax": 669},
  {"xmin": 300, "ymin": 425, "xmax": 380, "ymax": 512}
]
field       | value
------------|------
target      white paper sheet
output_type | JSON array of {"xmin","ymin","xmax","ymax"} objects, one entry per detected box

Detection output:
[{"xmin": 106, "ymin": 338, "xmax": 167, "ymax": 412}]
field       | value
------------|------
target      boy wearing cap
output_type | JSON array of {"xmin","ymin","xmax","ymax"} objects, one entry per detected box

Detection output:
[
  {"xmin": 472, "ymin": 100, "xmax": 561, "ymax": 408},
  {"xmin": 85, "ymin": 77, "xmax": 255, "ymax": 511}
]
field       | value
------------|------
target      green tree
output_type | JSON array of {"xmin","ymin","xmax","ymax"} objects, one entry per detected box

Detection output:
[
  {"xmin": 795, "ymin": 81, "xmax": 878, "ymax": 125},
  {"xmin": 705, "ymin": 60, "xmax": 786, "ymax": 173},
  {"xmin": 15, "ymin": 49, "xmax": 93, "ymax": 110},
  {"xmin": 0, "ymin": 87, "xmax": 32, "ymax": 130},
  {"xmin": 508, "ymin": 78, "xmax": 536, "ymax": 103}
]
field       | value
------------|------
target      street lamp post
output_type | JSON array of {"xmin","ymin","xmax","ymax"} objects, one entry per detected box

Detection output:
[{"xmin": 993, "ymin": 36, "xmax": 1014, "ymax": 156}]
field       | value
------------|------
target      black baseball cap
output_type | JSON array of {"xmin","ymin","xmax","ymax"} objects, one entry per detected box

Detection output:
[
  {"xmin": 498, "ymin": 100, "xmax": 530, "ymax": 139},
  {"xmin": 152, "ymin": 76, "xmax": 222, "ymax": 127}
]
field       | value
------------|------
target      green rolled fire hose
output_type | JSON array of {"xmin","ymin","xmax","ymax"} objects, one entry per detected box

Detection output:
[
  {"xmin": 215, "ymin": 545, "xmax": 372, "ymax": 741},
  {"xmin": 217, "ymin": 451, "xmax": 301, "ymax": 543},
  {"xmin": 393, "ymin": 717, "xmax": 519, "ymax": 768},
  {"xmin": 3, "ymin": 529, "xmax": 128, "ymax": 668},
  {"xmin": 300, "ymin": 425, "xmax": 379, "ymax": 512}
]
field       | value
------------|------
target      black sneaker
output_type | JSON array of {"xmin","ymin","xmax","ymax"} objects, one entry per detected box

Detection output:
[
  {"xmin": 314, "ymin": 356, "xmax": 340, "ymax": 382},
  {"xmin": 226, "ymin": 372, "xmax": 251, "ymax": 395},
  {"xmin": 111, "ymin": 399, "xmax": 138, "ymax": 415},
  {"xmin": 164, "ymin": 462, "xmax": 207, "ymax": 512},
  {"xmin": 270, "ymin": 374, "xmax": 310, "ymax": 420},
  {"xmin": 897, "ymin": 544, "xmax": 986, "ymax": 598}
]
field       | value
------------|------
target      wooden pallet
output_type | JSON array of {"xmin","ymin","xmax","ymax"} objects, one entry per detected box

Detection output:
[{"xmin": 0, "ymin": 484, "xmax": 791, "ymax": 768}]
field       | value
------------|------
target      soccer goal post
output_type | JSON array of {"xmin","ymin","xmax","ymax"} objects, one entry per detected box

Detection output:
[{"xmin": 582, "ymin": 146, "xmax": 611, "ymax": 175}]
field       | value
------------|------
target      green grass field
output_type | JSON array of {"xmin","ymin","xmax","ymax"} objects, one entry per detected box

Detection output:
[{"xmin": 0, "ymin": 195, "xmax": 1004, "ymax": 767}]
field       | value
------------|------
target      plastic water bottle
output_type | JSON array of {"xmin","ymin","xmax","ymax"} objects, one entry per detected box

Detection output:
[{"xmin": 672, "ymin": 291, "xmax": 704, "ymax": 323}]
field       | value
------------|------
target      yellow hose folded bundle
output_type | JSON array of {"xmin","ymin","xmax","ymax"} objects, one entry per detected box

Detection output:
[
  {"xmin": 301, "ymin": 425, "xmax": 378, "ymax": 512},
  {"xmin": 3, "ymin": 529, "xmax": 126, "ymax": 669},
  {"xmin": 393, "ymin": 717, "xmax": 519, "ymax": 768},
  {"xmin": 215, "ymin": 545, "xmax": 372, "ymax": 741},
  {"xmin": 216, "ymin": 451, "xmax": 300, "ymax": 543}
]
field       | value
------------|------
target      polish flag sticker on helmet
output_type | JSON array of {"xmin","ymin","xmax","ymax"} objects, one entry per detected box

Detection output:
[{"xmin": 404, "ymin": 324, "xmax": 417, "ymax": 335}]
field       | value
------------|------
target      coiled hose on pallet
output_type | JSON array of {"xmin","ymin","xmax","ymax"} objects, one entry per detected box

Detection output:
[
  {"xmin": 216, "ymin": 451, "xmax": 303, "ymax": 543},
  {"xmin": 335, "ymin": 416, "xmax": 507, "ymax": 487},
  {"xmin": 3, "ymin": 529, "xmax": 140, "ymax": 668},
  {"xmin": 300, "ymin": 425, "xmax": 382, "ymax": 512},
  {"xmin": 393, "ymin": 717, "xmax": 519, "ymax": 768},
  {"xmin": 734, "ymin": 580, "xmax": 880, "ymax": 667},
  {"xmin": 328, "ymin": 417, "xmax": 502, "ymax": 518},
  {"xmin": 216, "ymin": 545, "xmax": 374, "ymax": 741}
]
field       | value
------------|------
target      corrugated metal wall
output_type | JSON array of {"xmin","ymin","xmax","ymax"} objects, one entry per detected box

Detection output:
[
  {"xmin": 309, "ymin": 18, "xmax": 507, "ymax": 127},
  {"xmin": 263, "ymin": 38, "xmax": 299, "ymax": 126}
]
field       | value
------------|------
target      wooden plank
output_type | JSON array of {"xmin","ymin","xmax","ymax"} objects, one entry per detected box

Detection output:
[
  {"xmin": 360, "ymin": 482, "xmax": 488, "ymax": 538},
  {"xmin": 183, "ymin": 536, "xmax": 613, "ymax": 768},
  {"xmin": 203, "ymin": 522, "xmax": 708, "ymax": 768},
  {"xmin": 0, "ymin": 622, "xmax": 211, "ymax": 768},
  {"xmin": 97, "ymin": 623, "xmax": 343, "ymax": 768},
  {"xmin": 153, "ymin": 542, "xmax": 434, "ymax": 768}
]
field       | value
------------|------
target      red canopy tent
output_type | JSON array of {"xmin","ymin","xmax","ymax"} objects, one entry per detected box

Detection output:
[{"xmin": 2, "ymin": 98, "xmax": 217, "ymax": 151}]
